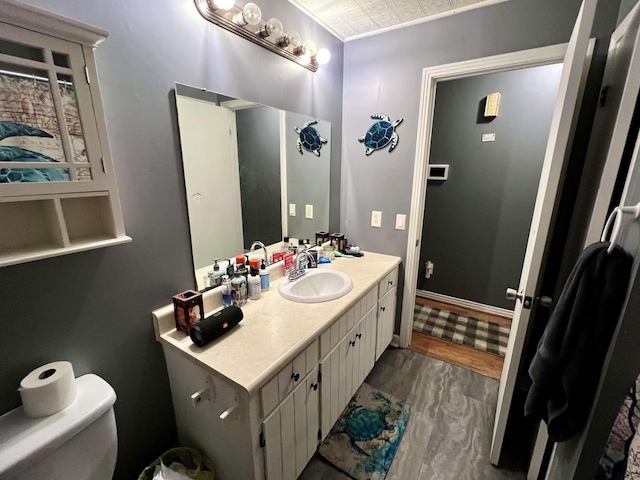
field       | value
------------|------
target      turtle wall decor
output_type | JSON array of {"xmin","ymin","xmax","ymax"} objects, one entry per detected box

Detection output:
[
  {"xmin": 294, "ymin": 119, "xmax": 327, "ymax": 156},
  {"xmin": 358, "ymin": 113, "xmax": 403, "ymax": 155}
]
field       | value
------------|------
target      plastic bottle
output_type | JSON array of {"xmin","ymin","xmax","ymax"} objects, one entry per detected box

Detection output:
[
  {"xmin": 231, "ymin": 270, "xmax": 247, "ymax": 307},
  {"xmin": 248, "ymin": 267, "xmax": 261, "ymax": 300},
  {"xmin": 211, "ymin": 259, "xmax": 225, "ymax": 287},
  {"xmin": 260, "ymin": 260, "xmax": 270, "ymax": 291},
  {"xmin": 282, "ymin": 236, "xmax": 290, "ymax": 252},
  {"xmin": 221, "ymin": 275, "xmax": 232, "ymax": 308}
]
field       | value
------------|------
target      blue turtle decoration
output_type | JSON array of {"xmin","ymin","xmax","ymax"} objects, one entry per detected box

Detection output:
[
  {"xmin": 358, "ymin": 113, "xmax": 403, "ymax": 155},
  {"xmin": 0, "ymin": 121, "xmax": 69, "ymax": 183},
  {"xmin": 295, "ymin": 119, "xmax": 327, "ymax": 157}
]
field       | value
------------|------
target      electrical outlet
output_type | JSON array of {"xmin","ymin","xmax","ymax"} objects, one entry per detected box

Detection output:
[
  {"xmin": 289, "ymin": 203, "xmax": 296, "ymax": 216},
  {"xmin": 425, "ymin": 261, "xmax": 434, "ymax": 279},
  {"xmin": 305, "ymin": 204, "xmax": 313, "ymax": 219},
  {"xmin": 395, "ymin": 214, "xmax": 406, "ymax": 230},
  {"xmin": 371, "ymin": 211, "xmax": 382, "ymax": 228}
]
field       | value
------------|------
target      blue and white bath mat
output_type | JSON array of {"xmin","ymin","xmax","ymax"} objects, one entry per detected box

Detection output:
[{"xmin": 317, "ymin": 383, "xmax": 410, "ymax": 480}]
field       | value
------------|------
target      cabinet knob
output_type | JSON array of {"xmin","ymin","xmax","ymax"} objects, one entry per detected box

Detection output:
[
  {"xmin": 349, "ymin": 340, "xmax": 356, "ymax": 347},
  {"xmin": 388, "ymin": 280, "xmax": 393, "ymax": 286},
  {"xmin": 356, "ymin": 333, "xmax": 362, "ymax": 339},
  {"xmin": 311, "ymin": 383, "xmax": 318, "ymax": 391},
  {"xmin": 292, "ymin": 372, "xmax": 300, "ymax": 382},
  {"xmin": 380, "ymin": 306, "xmax": 386, "ymax": 312}
]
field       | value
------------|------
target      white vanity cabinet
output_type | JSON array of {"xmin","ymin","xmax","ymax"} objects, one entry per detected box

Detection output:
[{"xmin": 152, "ymin": 254, "xmax": 401, "ymax": 480}]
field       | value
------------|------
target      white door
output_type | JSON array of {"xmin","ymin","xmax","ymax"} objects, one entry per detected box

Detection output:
[
  {"xmin": 527, "ymin": 4, "xmax": 640, "ymax": 477},
  {"xmin": 175, "ymin": 95, "xmax": 244, "ymax": 274},
  {"xmin": 490, "ymin": 0, "xmax": 597, "ymax": 465},
  {"xmin": 584, "ymin": 1, "xmax": 640, "ymax": 245}
]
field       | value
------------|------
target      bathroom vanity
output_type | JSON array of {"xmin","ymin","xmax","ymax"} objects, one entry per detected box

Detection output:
[{"xmin": 152, "ymin": 252, "xmax": 400, "ymax": 480}]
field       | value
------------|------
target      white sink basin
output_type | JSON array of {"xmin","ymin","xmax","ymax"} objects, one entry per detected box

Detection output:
[{"xmin": 278, "ymin": 269, "xmax": 353, "ymax": 303}]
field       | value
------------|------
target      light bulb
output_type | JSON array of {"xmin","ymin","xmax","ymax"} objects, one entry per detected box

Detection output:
[
  {"xmin": 213, "ymin": 0, "xmax": 234, "ymax": 9},
  {"xmin": 259, "ymin": 17, "xmax": 282, "ymax": 38},
  {"xmin": 286, "ymin": 31, "xmax": 301, "ymax": 48},
  {"xmin": 316, "ymin": 48, "xmax": 330, "ymax": 65},
  {"xmin": 243, "ymin": 2, "xmax": 261, "ymax": 25},
  {"xmin": 233, "ymin": 1, "xmax": 261, "ymax": 26},
  {"xmin": 303, "ymin": 40, "xmax": 317, "ymax": 57}
]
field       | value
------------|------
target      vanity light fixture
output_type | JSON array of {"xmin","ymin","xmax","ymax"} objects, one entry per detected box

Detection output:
[{"xmin": 194, "ymin": 0, "xmax": 328, "ymax": 72}]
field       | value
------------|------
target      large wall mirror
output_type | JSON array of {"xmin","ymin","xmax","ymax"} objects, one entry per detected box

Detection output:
[{"xmin": 174, "ymin": 83, "xmax": 331, "ymax": 289}]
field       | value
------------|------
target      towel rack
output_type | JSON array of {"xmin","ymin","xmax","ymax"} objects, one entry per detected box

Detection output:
[{"xmin": 601, "ymin": 202, "xmax": 640, "ymax": 253}]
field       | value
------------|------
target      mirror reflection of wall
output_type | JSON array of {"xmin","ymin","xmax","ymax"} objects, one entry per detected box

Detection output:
[{"xmin": 174, "ymin": 83, "xmax": 331, "ymax": 290}]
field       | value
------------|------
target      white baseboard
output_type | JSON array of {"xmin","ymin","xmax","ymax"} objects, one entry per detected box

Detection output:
[{"xmin": 416, "ymin": 290, "xmax": 513, "ymax": 319}]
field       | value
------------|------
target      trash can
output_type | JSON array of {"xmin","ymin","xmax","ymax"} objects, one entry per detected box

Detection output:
[{"xmin": 138, "ymin": 447, "xmax": 215, "ymax": 480}]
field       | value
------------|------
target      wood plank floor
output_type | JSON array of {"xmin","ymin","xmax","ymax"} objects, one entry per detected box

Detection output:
[
  {"xmin": 299, "ymin": 348, "xmax": 526, "ymax": 480},
  {"xmin": 411, "ymin": 297, "xmax": 511, "ymax": 380}
]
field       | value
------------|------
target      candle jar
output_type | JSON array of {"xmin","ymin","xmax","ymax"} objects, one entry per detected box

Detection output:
[{"xmin": 172, "ymin": 290, "xmax": 204, "ymax": 335}]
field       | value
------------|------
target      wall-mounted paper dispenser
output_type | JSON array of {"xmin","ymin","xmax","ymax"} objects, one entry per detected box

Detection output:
[{"xmin": 484, "ymin": 92, "xmax": 501, "ymax": 117}]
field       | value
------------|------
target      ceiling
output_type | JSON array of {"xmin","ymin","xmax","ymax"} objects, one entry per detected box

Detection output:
[{"xmin": 289, "ymin": 0, "xmax": 508, "ymax": 41}]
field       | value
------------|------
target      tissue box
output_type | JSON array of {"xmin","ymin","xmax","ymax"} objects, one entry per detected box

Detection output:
[{"xmin": 172, "ymin": 290, "xmax": 204, "ymax": 335}]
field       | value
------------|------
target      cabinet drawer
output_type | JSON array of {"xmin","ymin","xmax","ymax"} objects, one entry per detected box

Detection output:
[
  {"xmin": 261, "ymin": 339, "xmax": 318, "ymax": 418},
  {"xmin": 378, "ymin": 267, "xmax": 398, "ymax": 299}
]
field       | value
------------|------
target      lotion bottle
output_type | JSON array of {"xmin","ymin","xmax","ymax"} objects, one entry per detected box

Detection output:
[
  {"xmin": 248, "ymin": 267, "xmax": 261, "ymax": 300},
  {"xmin": 221, "ymin": 275, "xmax": 232, "ymax": 308},
  {"xmin": 260, "ymin": 260, "xmax": 270, "ymax": 291}
]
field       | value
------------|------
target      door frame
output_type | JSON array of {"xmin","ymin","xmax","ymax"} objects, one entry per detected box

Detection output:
[{"xmin": 398, "ymin": 43, "xmax": 569, "ymax": 349}]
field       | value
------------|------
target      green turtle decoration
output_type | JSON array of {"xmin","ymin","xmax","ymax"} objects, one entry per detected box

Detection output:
[
  {"xmin": 358, "ymin": 113, "xmax": 403, "ymax": 155},
  {"xmin": 295, "ymin": 119, "xmax": 327, "ymax": 156}
]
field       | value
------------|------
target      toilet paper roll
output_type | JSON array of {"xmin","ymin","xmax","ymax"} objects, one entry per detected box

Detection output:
[{"xmin": 19, "ymin": 361, "xmax": 77, "ymax": 418}]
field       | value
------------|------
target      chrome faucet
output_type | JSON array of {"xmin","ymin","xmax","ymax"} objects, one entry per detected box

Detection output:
[
  {"xmin": 288, "ymin": 249, "xmax": 316, "ymax": 281},
  {"xmin": 250, "ymin": 240, "xmax": 270, "ymax": 265}
]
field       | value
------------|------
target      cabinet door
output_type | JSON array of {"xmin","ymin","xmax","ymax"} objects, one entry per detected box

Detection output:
[
  {"xmin": 376, "ymin": 287, "xmax": 397, "ymax": 360},
  {"xmin": 293, "ymin": 367, "xmax": 319, "ymax": 477},
  {"xmin": 263, "ymin": 408, "xmax": 284, "ymax": 480},
  {"xmin": 320, "ymin": 348, "xmax": 341, "ymax": 440},
  {"xmin": 263, "ymin": 367, "xmax": 319, "ymax": 480}
]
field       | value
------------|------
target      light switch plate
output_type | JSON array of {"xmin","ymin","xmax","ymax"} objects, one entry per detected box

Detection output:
[
  {"xmin": 395, "ymin": 214, "xmax": 406, "ymax": 230},
  {"xmin": 482, "ymin": 133, "xmax": 496, "ymax": 142},
  {"xmin": 289, "ymin": 203, "xmax": 296, "ymax": 216},
  {"xmin": 305, "ymin": 204, "xmax": 313, "ymax": 219},
  {"xmin": 371, "ymin": 211, "xmax": 382, "ymax": 228}
]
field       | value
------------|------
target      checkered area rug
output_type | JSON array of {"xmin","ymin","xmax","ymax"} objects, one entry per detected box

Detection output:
[{"xmin": 413, "ymin": 304, "xmax": 510, "ymax": 357}]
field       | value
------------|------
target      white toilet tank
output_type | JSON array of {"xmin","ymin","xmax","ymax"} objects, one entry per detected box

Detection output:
[{"xmin": 0, "ymin": 374, "xmax": 118, "ymax": 480}]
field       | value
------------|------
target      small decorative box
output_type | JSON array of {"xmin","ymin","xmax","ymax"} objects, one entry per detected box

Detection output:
[{"xmin": 172, "ymin": 290, "xmax": 204, "ymax": 335}]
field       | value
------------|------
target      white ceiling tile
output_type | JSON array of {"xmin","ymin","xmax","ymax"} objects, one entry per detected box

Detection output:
[{"xmin": 289, "ymin": 0, "xmax": 509, "ymax": 40}]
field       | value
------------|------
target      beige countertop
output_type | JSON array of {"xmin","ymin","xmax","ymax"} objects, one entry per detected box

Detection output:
[{"xmin": 153, "ymin": 251, "xmax": 401, "ymax": 394}]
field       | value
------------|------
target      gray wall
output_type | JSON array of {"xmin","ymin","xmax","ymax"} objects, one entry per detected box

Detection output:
[
  {"xmin": 618, "ymin": 0, "xmax": 639, "ymax": 24},
  {"xmin": 341, "ymin": 0, "xmax": 617, "ymax": 262},
  {"xmin": 236, "ymin": 106, "xmax": 282, "ymax": 249},
  {"xmin": 0, "ymin": 1, "xmax": 343, "ymax": 479},
  {"xmin": 417, "ymin": 64, "xmax": 562, "ymax": 309},
  {"xmin": 286, "ymin": 111, "xmax": 331, "ymax": 240}
]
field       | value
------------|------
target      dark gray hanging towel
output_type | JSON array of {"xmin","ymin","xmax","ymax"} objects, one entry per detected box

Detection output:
[{"xmin": 524, "ymin": 241, "xmax": 633, "ymax": 442}]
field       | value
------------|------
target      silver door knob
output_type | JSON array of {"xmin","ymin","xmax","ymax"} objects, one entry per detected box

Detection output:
[{"xmin": 506, "ymin": 288, "xmax": 523, "ymax": 301}]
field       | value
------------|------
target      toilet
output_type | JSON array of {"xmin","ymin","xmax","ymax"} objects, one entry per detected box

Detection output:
[{"xmin": 0, "ymin": 374, "xmax": 118, "ymax": 480}]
